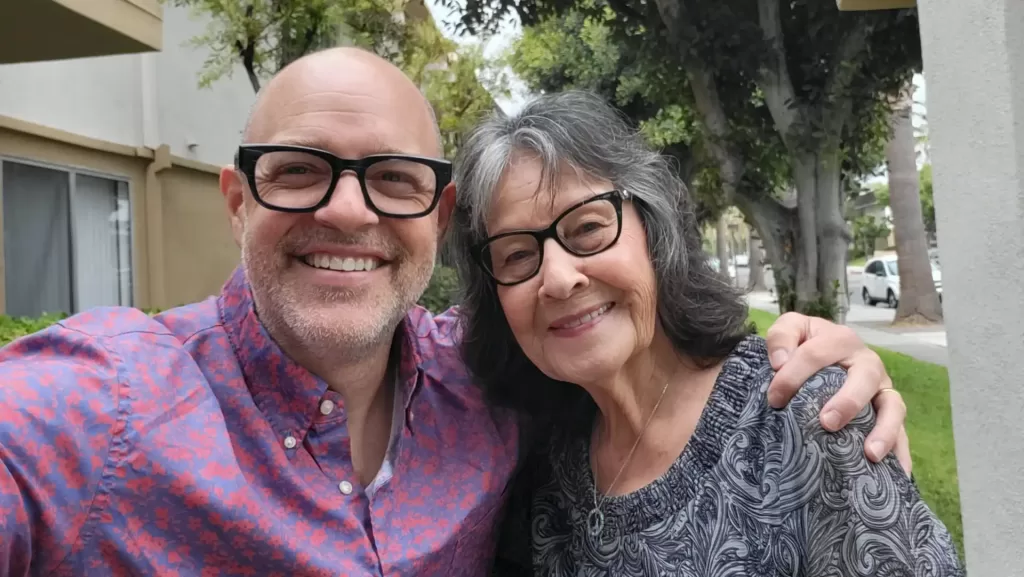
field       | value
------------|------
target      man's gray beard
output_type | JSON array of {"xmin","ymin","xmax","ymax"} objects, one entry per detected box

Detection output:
[{"xmin": 240, "ymin": 239, "xmax": 435, "ymax": 366}]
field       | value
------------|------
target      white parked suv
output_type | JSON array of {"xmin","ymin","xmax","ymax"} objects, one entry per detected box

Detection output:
[{"xmin": 862, "ymin": 255, "xmax": 943, "ymax": 308}]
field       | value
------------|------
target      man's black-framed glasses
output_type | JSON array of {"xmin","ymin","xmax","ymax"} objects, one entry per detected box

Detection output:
[
  {"xmin": 472, "ymin": 190, "xmax": 631, "ymax": 286},
  {"xmin": 235, "ymin": 144, "xmax": 453, "ymax": 219}
]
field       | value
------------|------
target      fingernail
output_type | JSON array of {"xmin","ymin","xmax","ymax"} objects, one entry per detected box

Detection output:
[
  {"xmin": 869, "ymin": 441, "xmax": 886, "ymax": 460},
  {"xmin": 767, "ymin": 391, "xmax": 783, "ymax": 408},
  {"xmin": 770, "ymin": 350, "xmax": 789, "ymax": 367},
  {"xmin": 821, "ymin": 410, "xmax": 841, "ymax": 431}
]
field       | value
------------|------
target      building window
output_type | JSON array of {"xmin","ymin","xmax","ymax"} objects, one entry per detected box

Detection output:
[{"xmin": 1, "ymin": 160, "xmax": 132, "ymax": 317}]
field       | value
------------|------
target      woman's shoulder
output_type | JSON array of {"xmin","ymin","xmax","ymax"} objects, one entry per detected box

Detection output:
[{"xmin": 720, "ymin": 334, "xmax": 852, "ymax": 429}]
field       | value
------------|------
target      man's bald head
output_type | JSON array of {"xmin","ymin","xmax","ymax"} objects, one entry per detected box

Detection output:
[{"xmin": 242, "ymin": 47, "xmax": 442, "ymax": 153}]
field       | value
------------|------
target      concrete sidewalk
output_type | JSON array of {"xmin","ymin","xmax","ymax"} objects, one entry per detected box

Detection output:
[{"xmin": 746, "ymin": 291, "xmax": 949, "ymax": 367}]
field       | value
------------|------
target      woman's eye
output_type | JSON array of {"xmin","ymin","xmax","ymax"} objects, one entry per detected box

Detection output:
[{"xmin": 505, "ymin": 250, "xmax": 534, "ymax": 263}]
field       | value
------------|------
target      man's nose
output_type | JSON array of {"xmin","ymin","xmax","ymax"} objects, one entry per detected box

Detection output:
[
  {"xmin": 313, "ymin": 173, "xmax": 379, "ymax": 230},
  {"xmin": 537, "ymin": 239, "xmax": 589, "ymax": 301}
]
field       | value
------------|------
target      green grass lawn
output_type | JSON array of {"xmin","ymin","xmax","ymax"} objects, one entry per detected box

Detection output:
[
  {"xmin": 848, "ymin": 256, "xmax": 867, "ymax": 268},
  {"xmin": 748, "ymin": 308, "xmax": 964, "ymax": 560}
]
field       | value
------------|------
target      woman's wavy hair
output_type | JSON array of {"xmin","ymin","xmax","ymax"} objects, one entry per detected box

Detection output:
[{"xmin": 445, "ymin": 90, "xmax": 750, "ymax": 430}]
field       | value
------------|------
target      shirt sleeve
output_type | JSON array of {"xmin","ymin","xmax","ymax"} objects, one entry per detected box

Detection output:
[
  {"xmin": 0, "ymin": 324, "xmax": 122, "ymax": 575},
  {"xmin": 794, "ymin": 367, "xmax": 965, "ymax": 576}
]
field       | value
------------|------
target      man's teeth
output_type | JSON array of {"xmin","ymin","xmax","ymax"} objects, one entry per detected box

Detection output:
[
  {"xmin": 304, "ymin": 254, "xmax": 381, "ymax": 272},
  {"xmin": 560, "ymin": 304, "xmax": 612, "ymax": 328}
]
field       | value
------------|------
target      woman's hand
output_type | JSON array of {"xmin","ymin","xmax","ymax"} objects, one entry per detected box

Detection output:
[{"xmin": 763, "ymin": 312, "xmax": 911, "ymax": 475}]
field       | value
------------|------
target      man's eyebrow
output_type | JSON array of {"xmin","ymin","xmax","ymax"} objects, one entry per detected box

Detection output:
[{"xmin": 272, "ymin": 136, "xmax": 410, "ymax": 157}]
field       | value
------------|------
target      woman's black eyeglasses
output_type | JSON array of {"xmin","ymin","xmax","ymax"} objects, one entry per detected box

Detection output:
[
  {"xmin": 235, "ymin": 144, "xmax": 452, "ymax": 219},
  {"xmin": 472, "ymin": 190, "xmax": 631, "ymax": 286}
]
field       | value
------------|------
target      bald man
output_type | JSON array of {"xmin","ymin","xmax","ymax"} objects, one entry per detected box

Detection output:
[{"xmin": 0, "ymin": 47, "xmax": 910, "ymax": 576}]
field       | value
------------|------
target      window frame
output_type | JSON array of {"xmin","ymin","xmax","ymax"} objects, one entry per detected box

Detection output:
[{"xmin": 0, "ymin": 156, "xmax": 136, "ymax": 314}]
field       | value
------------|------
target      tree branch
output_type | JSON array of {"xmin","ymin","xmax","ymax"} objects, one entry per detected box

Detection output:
[
  {"xmin": 822, "ymin": 16, "xmax": 873, "ymax": 136},
  {"xmin": 651, "ymin": 0, "xmax": 744, "ymax": 202},
  {"xmin": 606, "ymin": 0, "xmax": 644, "ymax": 22},
  {"xmin": 756, "ymin": 0, "xmax": 799, "ymax": 147},
  {"xmin": 299, "ymin": 11, "xmax": 323, "ymax": 56},
  {"xmin": 236, "ymin": 4, "xmax": 260, "ymax": 93},
  {"xmin": 651, "ymin": 0, "xmax": 698, "ymax": 55}
]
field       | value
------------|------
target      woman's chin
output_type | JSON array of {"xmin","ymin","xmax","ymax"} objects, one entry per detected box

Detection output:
[{"xmin": 541, "ymin": 348, "xmax": 629, "ymax": 388}]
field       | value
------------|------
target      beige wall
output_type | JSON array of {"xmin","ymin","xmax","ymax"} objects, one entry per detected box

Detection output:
[
  {"xmin": 0, "ymin": 116, "xmax": 238, "ymax": 315},
  {"xmin": 160, "ymin": 165, "xmax": 240, "ymax": 308}
]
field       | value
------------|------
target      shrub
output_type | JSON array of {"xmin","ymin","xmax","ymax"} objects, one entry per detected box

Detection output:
[
  {"xmin": 0, "ymin": 313, "xmax": 67, "ymax": 346},
  {"xmin": 418, "ymin": 265, "xmax": 460, "ymax": 314}
]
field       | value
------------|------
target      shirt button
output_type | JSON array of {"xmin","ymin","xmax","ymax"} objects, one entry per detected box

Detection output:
[
  {"xmin": 338, "ymin": 480, "xmax": 353, "ymax": 495},
  {"xmin": 283, "ymin": 435, "xmax": 297, "ymax": 449},
  {"xmin": 320, "ymin": 399, "xmax": 335, "ymax": 416}
]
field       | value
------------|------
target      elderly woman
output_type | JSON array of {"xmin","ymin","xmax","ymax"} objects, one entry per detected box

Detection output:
[{"xmin": 447, "ymin": 91, "xmax": 962, "ymax": 576}]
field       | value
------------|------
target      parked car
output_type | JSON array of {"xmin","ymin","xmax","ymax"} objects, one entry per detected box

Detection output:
[
  {"xmin": 708, "ymin": 256, "xmax": 737, "ymax": 278},
  {"xmin": 862, "ymin": 255, "xmax": 943, "ymax": 308}
]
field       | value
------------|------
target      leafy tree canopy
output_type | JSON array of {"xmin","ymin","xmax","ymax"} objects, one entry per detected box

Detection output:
[
  {"xmin": 446, "ymin": 0, "xmax": 921, "ymax": 197},
  {"xmin": 165, "ymin": 0, "xmax": 509, "ymax": 159}
]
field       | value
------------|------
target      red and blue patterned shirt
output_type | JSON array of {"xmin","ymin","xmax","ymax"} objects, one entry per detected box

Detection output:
[{"xmin": 0, "ymin": 267, "xmax": 519, "ymax": 576}]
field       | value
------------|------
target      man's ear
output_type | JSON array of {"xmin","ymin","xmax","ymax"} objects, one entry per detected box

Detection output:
[
  {"xmin": 436, "ymin": 181, "xmax": 456, "ymax": 240},
  {"xmin": 220, "ymin": 165, "xmax": 246, "ymax": 247}
]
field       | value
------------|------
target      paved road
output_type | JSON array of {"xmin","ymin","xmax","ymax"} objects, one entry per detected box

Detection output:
[
  {"xmin": 736, "ymin": 264, "xmax": 948, "ymax": 366},
  {"xmin": 731, "ymin": 265, "xmax": 900, "ymax": 323}
]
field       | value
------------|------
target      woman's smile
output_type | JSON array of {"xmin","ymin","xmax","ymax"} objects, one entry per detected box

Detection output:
[{"xmin": 548, "ymin": 302, "xmax": 616, "ymax": 337}]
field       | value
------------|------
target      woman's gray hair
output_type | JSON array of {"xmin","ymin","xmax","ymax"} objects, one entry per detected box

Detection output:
[{"xmin": 445, "ymin": 90, "xmax": 750, "ymax": 423}]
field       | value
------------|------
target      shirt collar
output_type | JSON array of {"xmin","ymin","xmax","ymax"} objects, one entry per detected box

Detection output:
[{"xmin": 217, "ymin": 266, "xmax": 423, "ymax": 439}]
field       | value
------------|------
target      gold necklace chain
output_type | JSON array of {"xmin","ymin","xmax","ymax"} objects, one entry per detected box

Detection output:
[{"xmin": 586, "ymin": 378, "xmax": 671, "ymax": 537}]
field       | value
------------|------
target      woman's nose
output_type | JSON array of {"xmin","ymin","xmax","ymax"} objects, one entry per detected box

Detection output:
[{"xmin": 537, "ymin": 240, "xmax": 589, "ymax": 300}]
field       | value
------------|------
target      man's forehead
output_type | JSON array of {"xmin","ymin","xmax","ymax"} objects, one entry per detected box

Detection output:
[
  {"xmin": 245, "ymin": 53, "xmax": 439, "ymax": 156},
  {"xmin": 248, "ymin": 92, "xmax": 433, "ymax": 157},
  {"xmin": 269, "ymin": 128, "xmax": 404, "ymax": 157}
]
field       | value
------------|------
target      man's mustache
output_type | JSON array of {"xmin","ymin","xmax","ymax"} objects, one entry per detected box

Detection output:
[{"xmin": 279, "ymin": 229, "xmax": 405, "ymax": 260}]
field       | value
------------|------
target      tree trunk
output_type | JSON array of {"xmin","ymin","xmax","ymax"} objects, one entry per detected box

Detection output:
[
  {"xmin": 734, "ymin": 192, "xmax": 800, "ymax": 314},
  {"xmin": 791, "ymin": 156, "xmax": 821, "ymax": 311},
  {"xmin": 715, "ymin": 214, "xmax": 731, "ymax": 281},
  {"xmin": 814, "ymin": 148, "xmax": 851, "ymax": 325},
  {"xmin": 748, "ymin": 226, "xmax": 767, "ymax": 291},
  {"xmin": 792, "ymin": 149, "xmax": 851, "ymax": 322},
  {"xmin": 886, "ymin": 85, "xmax": 943, "ymax": 324}
]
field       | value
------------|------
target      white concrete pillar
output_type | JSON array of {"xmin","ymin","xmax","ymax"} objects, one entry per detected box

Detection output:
[{"xmin": 917, "ymin": 0, "xmax": 1024, "ymax": 573}]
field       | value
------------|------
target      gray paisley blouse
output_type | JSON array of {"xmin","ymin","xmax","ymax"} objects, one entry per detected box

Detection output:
[{"xmin": 492, "ymin": 335, "xmax": 963, "ymax": 576}]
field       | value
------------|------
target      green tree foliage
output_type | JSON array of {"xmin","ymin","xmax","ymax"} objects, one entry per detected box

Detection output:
[
  {"xmin": 403, "ymin": 21, "xmax": 511, "ymax": 158},
  {"xmin": 166, "ymin": 0, "xmax": 510, "ymax": 151},
  {"xmin": 418, "ymin": 264, "xmax": 460, "ymax": 312},
  {"xmin": 165, "ymin": 0, "xmax": 405, "ymax": 91},
  {"xmin": 444, "ymin": 0, "xmax": 922, "ymax": 320},
  {"xmin": 850, "ymin": 214, "xmax": 890, "ymax": 260}
]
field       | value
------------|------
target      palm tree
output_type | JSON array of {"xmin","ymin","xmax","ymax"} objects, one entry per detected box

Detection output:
[{"xmin": 885, "ymin": 82, "xmax": 942, "ymax": 324}]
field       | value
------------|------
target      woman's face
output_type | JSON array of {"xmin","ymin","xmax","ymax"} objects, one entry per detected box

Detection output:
[{"xmin": 485, "ymin": 154, "xmax": 660, "ymax": 385}]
